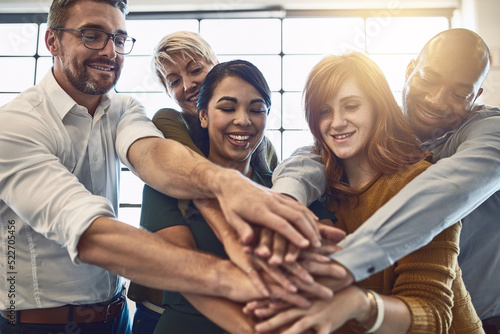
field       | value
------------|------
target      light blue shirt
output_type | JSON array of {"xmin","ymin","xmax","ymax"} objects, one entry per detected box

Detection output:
[
  {"xmin": 0, "ymin": 71, "xmax": 163, "ymax": 310},
  {"xmin": 272, "ymin": 104, "xmax": 500, "ymax": 319}
]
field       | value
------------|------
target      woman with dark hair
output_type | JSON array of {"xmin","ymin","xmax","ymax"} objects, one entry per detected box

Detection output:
[
  {"xmin": 254, "ymin": 52, "xmax": 482, "ymax": 333},
  {"xmin": 140, "ymin": 59, "xmax": 298, "ymax": 334},
  {"xmin": 127, "ymin": 32, "xmax": 281, "ymax": 333}
]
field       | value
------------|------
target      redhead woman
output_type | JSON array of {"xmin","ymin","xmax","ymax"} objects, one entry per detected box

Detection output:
[{"xmin": 254, "ymin": 52, "xmax": 482, "ymax": 334}]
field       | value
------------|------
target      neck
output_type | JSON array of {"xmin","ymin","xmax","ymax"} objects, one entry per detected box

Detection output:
[
  {"xmin": 208, "ymin": 154, "xmax": 253, "ymax": 178},
  {"xmin": 343, "ymin": 158, "xmax": 378, "ymax": 191},
  {"xmin": 52, "ymin": 68, "xmax": 101, "ymax": 116}
]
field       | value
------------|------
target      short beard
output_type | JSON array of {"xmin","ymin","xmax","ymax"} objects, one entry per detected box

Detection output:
[{"xmin": 62, "ymin": 56, "xmax": 120, "ymax": 95}]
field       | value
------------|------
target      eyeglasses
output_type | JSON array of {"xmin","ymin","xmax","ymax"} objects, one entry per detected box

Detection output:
[{"xmin": 51, "ymin": 28, "xmax": 136, "ymax": 55}]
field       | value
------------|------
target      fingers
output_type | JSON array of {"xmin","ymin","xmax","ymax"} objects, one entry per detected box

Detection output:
[
  {"xmin": 281, "ymin": 262, "xmax": 314, "ymax": 284},
  {"xmin": 302, "ymin": 261, "xmax": 348, "ymax": 280},
  {"xmin": 268, "ymin": 233, "xmax": 287, "ymax": 265},
  {"xmin": 224, "ymin": 213, "xmax": 255, "ymax": 245},
  {"xmin": 247, "ymin": 268, "xmax": 270, "ymax": 298},
  {"xmin": 257, "ymin": 212, "xmax": 313, "ymax": 249},
  {"xmin": 318, "ymin": 224, "xmax": 346, "ymax": 243},
  {"xmin": 254, "ymin": 257, "xmax": 297, "ymax": 293},
  {"xmin": 268, "ymin": 284, "xmax": 311, "ymax": 309},
  {"xmin": 255, "ymin": 308, "xmax": 305, "ymax": 333},
  {"xmin": 255, "ymin": 228, "xmax": 272, "ymax": 258},
  {"xmin": 299, "ymin": 250, "xmax": 331, "ymax": 263},
  {"xmin": 290, "ymin": 276, "xmax": 333, "ymax": 300},
  {"xmin": 280, "ymin": 317, "xmax": 320, "ymax": 334},
  {"xmin": 271, "ymin": 195, "xmax": 321, "ymax": 248},
  {"xmin": 253, "ymin": 303, "xmax": 286, "ymax": 319}
]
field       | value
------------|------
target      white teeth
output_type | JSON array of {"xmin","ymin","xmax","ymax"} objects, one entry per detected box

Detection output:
[
  {"xmin": 334, "ymin": 133, "xmax": 352, "ymax": 139},
  {"xmin": 188, "ymin": 94, "xmax": 199, "ymax": 102},
  {"xmin": 228, "ymin": 134, "xmax": 250, "ymax": 141},
  {"xmin": 90, "ymin": 65, "xmax": 112, "ymax": 71},
  {"xmin": 421, "ymin": 109, "xmax": 439, "ymax": 119}
]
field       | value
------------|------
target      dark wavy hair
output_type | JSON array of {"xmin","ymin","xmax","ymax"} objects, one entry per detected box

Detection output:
[
  {"xmin": 193, "ymin": 59, "xmax": 272, "ymax": 170},
  {"xmin": 304, "ymin": 52, "xmax": 430, "ymax": 199}
]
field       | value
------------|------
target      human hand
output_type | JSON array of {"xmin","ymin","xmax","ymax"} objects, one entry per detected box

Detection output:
[
  {"xmin": 254, "ymin": 286, "xmax": 368, "ymax": 334},
  {"xmin": 254, "ymin": 220, "xmax": 345, "ymax": 265},
  {"xmin": 204, "ymin": 171, "xmax": 322, "ymax": 249},
  {"xmin": 302, "ymin": 261, "xmax": 354, "ymax": 292}
]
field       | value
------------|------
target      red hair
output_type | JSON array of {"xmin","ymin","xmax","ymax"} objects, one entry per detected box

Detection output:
[{"xmin": 304, "ymin": 52, "xmax": 430, "ymax": 199}]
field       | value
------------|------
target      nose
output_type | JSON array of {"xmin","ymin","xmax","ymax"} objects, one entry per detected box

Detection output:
[
  {"xmin": 424, "ymin": 86, "xmax": 448, "ymax": 111},
  {"xmin": 331, "ymin": 111, "xmax": 347, "ymax": 130},
  {"xmin": 234, "ymin": 109, "xmax": 251, "ymax": 126},
  {"xmin": 183, "ymin": 76, "xmax": 196, "ymax": 93},
  {"xmin": 99, "ymin": 36, "xmax": 117, "ymax": 59}
]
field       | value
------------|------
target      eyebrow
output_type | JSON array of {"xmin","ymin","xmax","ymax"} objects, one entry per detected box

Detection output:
[
  {"xmin": 216, "ymin": 97, "xmax": 266, "ymax": 105},
  {"xmin": 217, "ymin": 96, "xmax": 237, "ymax": 103},
  {"xmin": 339, "ymin": 95, "xmax": 362, "ymax": 102},
  {"xmin": 79, "ymin": 24, "xmax": 127, "ymax": 35}
]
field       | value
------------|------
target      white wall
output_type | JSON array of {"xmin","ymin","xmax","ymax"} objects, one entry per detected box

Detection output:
[
  {"xmin": 456, "ymin": 0, "xmax": 500, "ymax": 105},
  {"xmin": 475, "ymin": 0, "xmax": 500, "ymax": 106}
]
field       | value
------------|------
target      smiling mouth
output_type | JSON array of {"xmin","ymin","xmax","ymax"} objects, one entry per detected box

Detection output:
[
  {"xmin": 333, "ymin": 132, "xmax": 353, "ymax": 139},
  {"xmin": 187, "ymin": 93, "xmax": 199, "ymax": 103},
  {"xmin": 88, "ymin": 64, "xmax": 114, "ymax": 72},
  {"xmin": 228, "ymin": 134, "xmax": 250, "ymax": 143},
  {"xmin": 420, "ymin": 108, "xmax": 441, "ymax": 119}
]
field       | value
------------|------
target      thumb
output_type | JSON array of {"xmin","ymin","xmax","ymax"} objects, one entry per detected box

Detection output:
[{"xmin": 225, "ymin": 214, "xmax": 254, "ymax": 245}]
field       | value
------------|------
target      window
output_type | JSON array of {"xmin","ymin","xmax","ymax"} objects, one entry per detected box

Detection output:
[{"xmin": 0, "ymin": 10, "xmax": 451, "ymax": 227}]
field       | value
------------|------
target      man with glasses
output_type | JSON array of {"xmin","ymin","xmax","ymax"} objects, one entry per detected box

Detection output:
[{"xmin": 0, "ymin": 1, "xmax": 323, "ymax": 333}]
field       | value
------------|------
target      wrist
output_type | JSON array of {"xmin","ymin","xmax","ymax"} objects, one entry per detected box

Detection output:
[
  {"xmin": 210, "ymin": 168, "xmax": 241, "ymax": 199},
  {"xmin": 350, "ymin": 288, "xmax": 385, "ymax": 333},
  {"xmin": 212, "ymin": 260, "xmax": 257, "ymax": 302}
]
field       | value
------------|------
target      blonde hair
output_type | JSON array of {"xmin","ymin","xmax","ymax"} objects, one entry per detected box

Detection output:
[{"xmin": 152, "ymin": 31, "xmax": 218, "ymax": 90}]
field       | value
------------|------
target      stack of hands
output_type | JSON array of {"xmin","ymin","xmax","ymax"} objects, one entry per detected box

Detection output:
[{"xmin": 194, "ymin": 196, "xmax": 374, "ymax": 334}]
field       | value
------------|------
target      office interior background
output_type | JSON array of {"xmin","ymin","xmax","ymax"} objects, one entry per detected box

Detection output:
[{"xmin": 0, "ymin": 0, "xmax": 499, "ymax": 227}]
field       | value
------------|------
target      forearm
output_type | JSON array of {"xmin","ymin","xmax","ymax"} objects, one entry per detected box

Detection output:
[
  {"xmin": 129, "ymin": 137, "xmax": 231, "ymax": 200},
  {"xmin": 272, "ymin": 145, "xmax": 326, "ymax": 205},
  {"xmin": 77, "ymin": 217, "xmax": 257, "ymax": 301},
  {"xmin": 183, "ymin": 293, "xmax": 256, "ymax": 334},
  {"xmin": 196, "ymin": 198, "xmax": 237, "ymax": 244},
  {"xmin": 332, "ymin": 124, "xmax": 500, "ymax": 281}
]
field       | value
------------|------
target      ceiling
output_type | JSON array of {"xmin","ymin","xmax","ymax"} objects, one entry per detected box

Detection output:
[{"xmin": 0, "ymin": 0, "xmax": 460, "ymax": 13}]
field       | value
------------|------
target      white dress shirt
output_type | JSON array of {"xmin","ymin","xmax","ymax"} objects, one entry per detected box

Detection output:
[{"xmin": 0, "ymin": 71, "xmax": 163, "ymax": 310}]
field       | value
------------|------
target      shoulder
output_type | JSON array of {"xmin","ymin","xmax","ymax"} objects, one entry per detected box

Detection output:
[
  {"xmin": 380, "ymin": 160, "xmax": 431, "ymax": 192},
  {"xmin": 152, "ymin": 107, "xmax": 182, "ymax": 122},
  {"xmin": 398, "ymin": 159, "xmax": 431, "ymax": 180},
  {"xmin": 0, "ymin": 88, "xmax": 57, "ymax": 139},
  {"xmin": 463, "ymin": 105, "xmax": 500, "ymax": 131}
]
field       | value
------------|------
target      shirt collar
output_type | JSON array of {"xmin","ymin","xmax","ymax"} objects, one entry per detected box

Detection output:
[
  {"xmin": 418, "ymin": 106, "xmax": 479, "ymax": 151},
  {"xmin": 39, "ymin": 69, "xmax": 112, "ymax": 119}
]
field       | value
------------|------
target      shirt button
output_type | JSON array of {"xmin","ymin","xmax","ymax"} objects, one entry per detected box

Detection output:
[
  {"xmin": 367, "ymin": 266, "xmax": 375, "ymax": 274},
  {"xmin": 93, "ymin": 155, "xmax": 98, "ymax": 161}
]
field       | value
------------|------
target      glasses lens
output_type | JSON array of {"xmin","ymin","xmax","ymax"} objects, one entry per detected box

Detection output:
[
  {"xmin": 115, "ymin": 35, "xmax": 135, "ymax": 54},
  {"xmin": 82, "ymin": 29, "xmax": 107, "ymax": 50},
  {"xmin": 81, "ymin": 29, "xmax": 134, "ymax": 54}
]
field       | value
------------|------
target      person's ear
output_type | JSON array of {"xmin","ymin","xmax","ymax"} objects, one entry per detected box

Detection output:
[
  {"xmin": 45, "ymin": 29, "xmax": 60, "ymax": 57},
  {"xmin": 405, "ymin": 59, "xmax": 416, "ymax": 81},
  {"xmin": 199, "ymin": 109, "xmax": 208, "ymax": 128}
]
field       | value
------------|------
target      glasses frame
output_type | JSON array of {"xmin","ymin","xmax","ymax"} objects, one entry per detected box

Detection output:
[{"xmin": 51, "ymin": 27, "xmax": 136, "ymax": 55}]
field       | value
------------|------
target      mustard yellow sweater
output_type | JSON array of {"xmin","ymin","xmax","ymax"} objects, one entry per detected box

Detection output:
[{"xmin": 329, "ymin": 160, "xmax": 483, "ymax": 333}]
